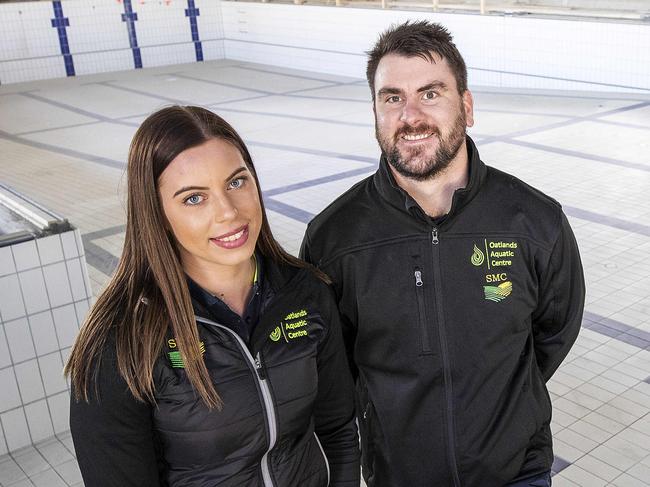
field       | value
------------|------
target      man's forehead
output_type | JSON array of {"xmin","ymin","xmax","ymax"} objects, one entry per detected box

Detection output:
[{"xmin": 374, "ymin": 53, "xmax": 452, "ymax": 89}]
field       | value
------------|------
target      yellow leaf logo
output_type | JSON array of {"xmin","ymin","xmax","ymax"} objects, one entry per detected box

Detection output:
[
  {"xmin": 269, "ymin": 326, "xmax": 282, "ymax": 342},
  {"xmin": 471, "ymin": 244, "xmax": 485, "ymax": 266}
]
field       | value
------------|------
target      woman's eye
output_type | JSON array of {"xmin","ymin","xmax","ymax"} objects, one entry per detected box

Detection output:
[
  {"xmin": 184, "ymin": 194, "xmax": 204, "ymax": 205},
  {"xmin": 228, "ymin": 177, "xmax": 246, "ymax": 190}
]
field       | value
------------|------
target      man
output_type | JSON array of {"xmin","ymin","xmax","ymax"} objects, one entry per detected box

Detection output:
[{"xmin": 301, "ymin": 21, "xmax": 585, "ymax": 487}]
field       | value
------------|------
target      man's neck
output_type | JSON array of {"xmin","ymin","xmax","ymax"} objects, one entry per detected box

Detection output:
[{"xmin": 390, "ymin": 142, "xmax": 470, "ymax": 219}]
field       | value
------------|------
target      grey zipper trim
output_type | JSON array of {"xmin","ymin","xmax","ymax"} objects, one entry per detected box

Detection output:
[
  {"xmin": 195, "ymin": 316, "xmax": 277, "ymax": 487},
  {"xmin": 313, "ymin": 432, "xmax": 330, "ymax": 486}
]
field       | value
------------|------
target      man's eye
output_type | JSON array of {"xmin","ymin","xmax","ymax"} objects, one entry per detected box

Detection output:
[
  {"xmin": 228, "ymin": 177, "xmax": 246, "ymax": 190},
  {"xmin": 386, "ymin": 95, "xmax": 401, "ymax": 103},
  {"xmin": 184, "ymin": 194, "xmax": 204, "ymax": 205},
  {"xmin": 423, "ymin": 91, "xmax": 437, "ymax": 100}
]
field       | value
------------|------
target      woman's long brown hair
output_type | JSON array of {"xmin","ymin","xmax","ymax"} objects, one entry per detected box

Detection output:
[{"xmin": 65, "ymin": 106, "xmax": 321, "ymax": 408}]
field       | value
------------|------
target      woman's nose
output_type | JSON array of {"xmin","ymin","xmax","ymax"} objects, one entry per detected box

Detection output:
[{"xmin": 212, "ymin": 194, "xmax": 238, "ymax": 223}]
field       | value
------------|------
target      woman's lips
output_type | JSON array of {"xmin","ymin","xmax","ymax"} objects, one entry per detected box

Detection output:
[{"xmin": 210, "ymin": 225, "xmax": 249, "ymax": 249}]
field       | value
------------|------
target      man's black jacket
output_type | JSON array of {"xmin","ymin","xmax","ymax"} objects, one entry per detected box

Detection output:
[
  {"xmin": 301, "ymin": 137, "xmax": 585, "ymax": 487},
  {"xmin": 70, "ymin": 258, "xmax": 360, "ymax": 486}
]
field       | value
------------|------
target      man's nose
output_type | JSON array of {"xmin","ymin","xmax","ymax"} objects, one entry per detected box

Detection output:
[{"xmin": 399, "ymin": 99, "xmax": 424, "ymax": 125}]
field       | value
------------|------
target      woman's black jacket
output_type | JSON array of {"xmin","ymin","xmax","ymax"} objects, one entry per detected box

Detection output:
[{"xmin": 70, "ymin": 260, "xmax": 360, "ymax": 486}]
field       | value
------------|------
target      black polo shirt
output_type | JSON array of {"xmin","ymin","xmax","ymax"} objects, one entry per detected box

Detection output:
[{"xmin": 187, "ymin": 255, "xmax": 264, "ymax": 345}]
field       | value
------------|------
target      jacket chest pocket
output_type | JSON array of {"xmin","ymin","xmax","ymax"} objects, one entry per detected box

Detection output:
[{"xmin": 413, "ymin": 267, "xmax": 433, "ymax": 355}]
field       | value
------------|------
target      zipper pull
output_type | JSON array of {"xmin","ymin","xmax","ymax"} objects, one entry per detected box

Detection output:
[
  {"xmin": 431, "ymin": 228, "xmax": 439, "ymax": 245},
  {"xmin": 414, "ymin": 270, "xmax": 423, "ymax": 287},
  {"xmin": 255, "ymin": 351, "xmax": 266, "ymax": 380}
]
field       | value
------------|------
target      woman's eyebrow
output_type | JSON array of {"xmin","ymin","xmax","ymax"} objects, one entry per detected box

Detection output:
[{"xmin": 173, "ymin": 185, "xmax": 209, "ymax": 198}]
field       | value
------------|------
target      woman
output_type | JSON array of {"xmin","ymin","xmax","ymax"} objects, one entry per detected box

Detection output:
[{"xmin": 65, "ymin": 106, "xmax": 360, "ymax": 486}]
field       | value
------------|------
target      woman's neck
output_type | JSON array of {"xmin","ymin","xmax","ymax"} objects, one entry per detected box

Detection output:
[{"xmin": 184, "ymin": 256, "xmax": 256, "ymax": 317}]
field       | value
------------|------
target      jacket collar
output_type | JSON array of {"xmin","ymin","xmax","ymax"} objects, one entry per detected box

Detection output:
[{"xmin": 373, "ymin": 135, "xmax": 487, "ymax": 224}]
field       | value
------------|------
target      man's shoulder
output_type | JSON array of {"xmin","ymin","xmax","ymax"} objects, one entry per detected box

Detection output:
[
  {"xmin": 476, "ymin": 165, "xmax": 565, "ymax": 247},
  {"xmin": 484, "ymin": 165, "xmax": 562, "ymax": 213},
  {"xmin": 306, "ymin": 174, "xmax": 376, "ymax": 236}
]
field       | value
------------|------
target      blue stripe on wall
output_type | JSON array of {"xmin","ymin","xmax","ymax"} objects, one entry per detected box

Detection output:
[
  {"xmin": 51, "ymin": 1, "xmax": 75, "ymax": 76},
  {"xmin": 121, "ymin": 0, "xmax": 142, "ymax": 69},
  {"xmin": 185, "ymin": 0, "xmax": 203, "ymax": 62}
]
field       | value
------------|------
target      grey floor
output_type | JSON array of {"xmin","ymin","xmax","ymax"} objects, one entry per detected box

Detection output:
[{"xmin": 1, "ymin": 59, "xmax": 650, "ymax": 486}]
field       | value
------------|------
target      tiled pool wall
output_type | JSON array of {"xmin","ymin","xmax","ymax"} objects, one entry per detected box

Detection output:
[{"xmin": 0, "ymin": 230, "xmax": 92, "ymax": 455}]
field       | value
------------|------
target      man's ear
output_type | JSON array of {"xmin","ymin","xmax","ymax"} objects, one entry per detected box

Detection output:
[{"xmin": 463, "ymin": 89, "xmax": 474, "ymax": 128}]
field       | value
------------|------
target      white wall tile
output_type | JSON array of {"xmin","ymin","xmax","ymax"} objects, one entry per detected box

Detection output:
[
  {"xmin": 65, "ymin": 259, "xmax": 87, "ymax": 302},
  {"xmin": 47, "ymin": 391, "xmax": 70, "ymax": 435},
  {"xmin": 201, "ymin": 39, "xmax": 225, "ymax": 61},
  {"xmin": 24, "ymin": 399, "xmax": 54, "ymax": 443},
  {"xmin": 14, "ymin": 359, "xmax": 45, "ymax": 404},
  {"xmin": 0, "ymin": 56, "xmax": 67, "ymax": 85},
  {"xmin": 0, "ymin": 325, "xmax": 11, "ymax": 369},
  {"xmin": 0, "ymin": 408, "xmax": 31, "ymax": 452},
  {"xmin": 36, "ymin": 437, "xmax": 75, "ymax": 467},
  {"xmin": 29, "ymin": 311, "xmax": 59, "ymax": 357},
  {"xmin": 30, "ymin": 465, "xmax": 67, "ymax": 487},
  {"xmin": 73, "ymin": 49, "xmax": 135, "ymax": 77},
  {"xmin": 54, "ymin": 458, "xmax": 83, "ymax": 486},
  {"xmin": 36, "ymin": 235, "xmax": 64, "ymax": 266},
  {"xmin": 37, "ymin": 352, "xmax": 66, "ymax": 396},
  {"xmin": 0, "ymin": 274, "xmax": 26, "ymax": 322},
  {"xmin": 0, "ymin": 246, "xmax": 16, "ymax": 277},
  {"xmin": 52, "ymin": 304, "xmax": 78, "ymax": 349},
  {"xmin": 17, "ymin": 269, "xmax": 49, "ymax": 315},
  {"xmin": 42, "ymin": 262, "xmax": 73, "ymax": 308},
  {"xmin": 12, "ymin": 445, "xmax": 49, "ymax": 477},
  {"xmin": 4, "ymin": 318, "xmax": 35, "ymax": 363},
  {"xmin": 74, "ymin": 299, "xmax": 90, "ymax": 327},
  {"xmin": 136, "ymin": 0, "xmax": 193, "ymax": 47},
  {"xmin": 74, "ymin": 230, "xmax": 84, "ymax": 257},
  {"xmin": 11, "ymin": 240, "xmax": 39, "ymax": 272},
  {"xmin": 0, "ymin": 367, "xmax": 21, "ymax": 412},
  {"xmin": 0, "ymin": 456, "xmax": 26, "ymax": 485},
  {"xmin": 140, "ymin": 43, "xmax": 196, "ymax": 69},
  {"xmin": 64, "ymin": 0, "xmax": 130, "ymax": 53},
  {"xmin": 60, "ymin": 231, "xmax": 79, "ymax": 260}
]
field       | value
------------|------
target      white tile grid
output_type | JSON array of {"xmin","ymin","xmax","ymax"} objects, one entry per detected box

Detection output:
[
  {"xmin": 0, "ymin": 230, "xmax": 88, "ymax": 458},
  {"xmin": 0, "ymin": 432, "xmax": 79, "ymax": 487},
  {"xmin": 551, "ymin": 338, "xmax": 650, "ymax": 484}
]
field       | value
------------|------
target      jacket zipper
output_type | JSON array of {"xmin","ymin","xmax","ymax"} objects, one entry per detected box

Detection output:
[
  {"xmin": 414, "ymin": 268, "xmax": 431, "ymax": 353},
  {"xmin": 195, "ymin": 316, "xmax": 277, "ymax": 487},
  {"xmin": 429, "ymin": 228, "xmax": 461, "ymax": 486},
  {"xmin": 313, "ymin": 432, "xmax": 331, "ymax": 486}
]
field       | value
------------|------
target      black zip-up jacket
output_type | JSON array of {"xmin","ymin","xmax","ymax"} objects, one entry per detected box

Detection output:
[
  {"xmin": 301, "ymin": 137, "xmax": 585, "ymax": 487},
  {"xmin": 70, "ymin": 259, "xmax": 360, "ymax": 487}
]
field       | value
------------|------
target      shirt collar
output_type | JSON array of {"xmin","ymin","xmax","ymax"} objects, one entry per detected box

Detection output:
[{"xmin": 374, "ymin": 135, "xmax": 486, "ymax": 224}]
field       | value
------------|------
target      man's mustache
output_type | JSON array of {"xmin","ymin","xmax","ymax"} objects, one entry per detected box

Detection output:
[{"xmin": 394, "ymin": 124, "xmax": 441, "ymax": 141}]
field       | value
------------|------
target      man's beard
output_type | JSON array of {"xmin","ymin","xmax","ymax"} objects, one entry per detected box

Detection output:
[{"xmin": 376, "ymin": 109, "xmax": 467, "ymax": 182}]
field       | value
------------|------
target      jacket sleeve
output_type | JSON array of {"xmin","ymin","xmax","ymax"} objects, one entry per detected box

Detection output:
[
  {"xmin": 531, "ymin": 211, "xmax": 585, "ymax": 381},
  {"xmin": 314, "ymin": 286, "xmax": 361, "ymax": 486},
  {"xmin": 301, "ymin": 232, "xmax": 358, "ymax": 380},
  {"xmin": 70, "ymin": 340, "xmax": 163, "ymax": 487}
]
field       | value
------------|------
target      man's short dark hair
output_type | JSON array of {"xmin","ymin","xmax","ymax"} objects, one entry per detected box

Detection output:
[{"xmin": 366, "ymin": 20, "xmax": 468, "ymax": 100}]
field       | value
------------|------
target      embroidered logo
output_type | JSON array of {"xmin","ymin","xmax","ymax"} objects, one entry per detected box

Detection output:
[
  {"xmin": 269, "ymin": 326, "xmax": 282, "ymax": 342},
  {"xmin": 270, "ymin": 309, "xmax": 309, "ymax": 343},
  {"xmin": 167, "ymin": 339, "xmax": 205, "ymax": 368},
  {"xmin": 484, "ymin": 281, "xmax": 513, "ymax": 302},
  {"xmin": 470, "ymin": 244, "xmax": 485, "ymax": 266},
  {"xmin": 472, "ymin": 240, "xmax": 518, "ymax": 303}
]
